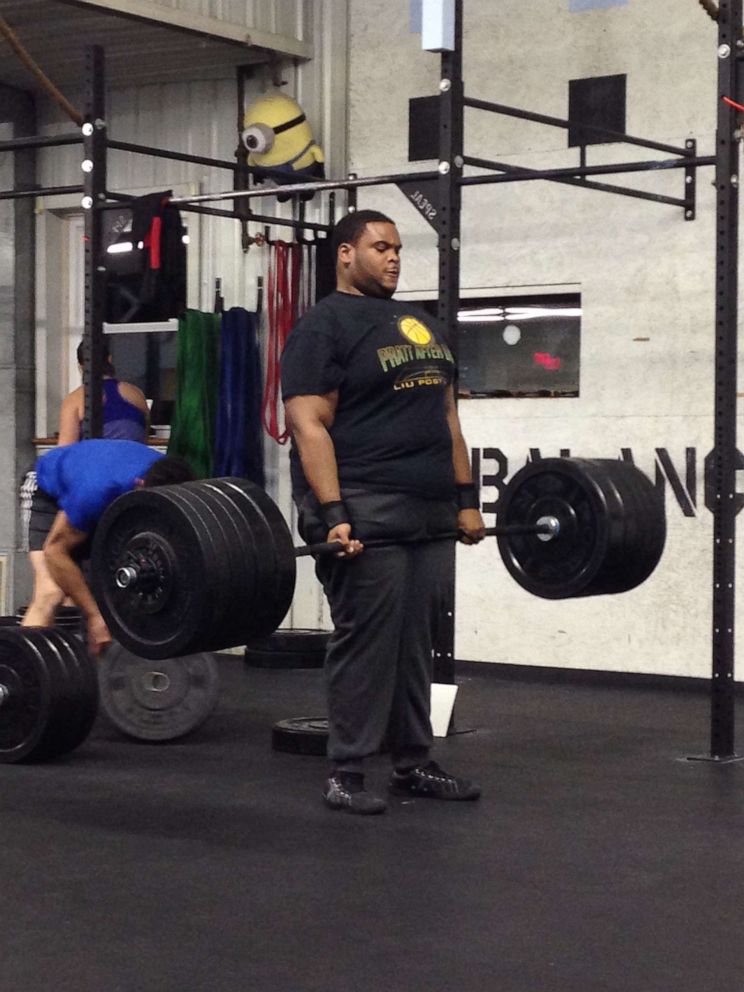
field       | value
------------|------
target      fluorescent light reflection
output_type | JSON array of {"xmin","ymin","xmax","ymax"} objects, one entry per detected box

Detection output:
[{"xmin": 458, "ymin": 307, "xmax": 583, "ymax": 323}]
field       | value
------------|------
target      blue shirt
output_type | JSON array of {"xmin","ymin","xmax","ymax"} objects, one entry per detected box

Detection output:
[{"xmin": 36, "ymin": 439, "xmax": 163, "ymax": 532}]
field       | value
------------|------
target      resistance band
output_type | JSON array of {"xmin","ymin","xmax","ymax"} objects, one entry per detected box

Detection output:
[
  {"xmin": 168, "ymin": 309, "xmax": 220, "ymax": 478},
  {"xmin": 263, "ymin": 241, "xmax": 308, "ymax": 444}
]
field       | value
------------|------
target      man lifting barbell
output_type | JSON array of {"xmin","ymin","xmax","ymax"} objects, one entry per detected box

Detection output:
[
  {"xmin": 22, "ymin": 439, "xmax": 195, "ymax": 655},
  {"xmin": 281, "ymin": 209, "xmax": 486, "ymax": 815}
]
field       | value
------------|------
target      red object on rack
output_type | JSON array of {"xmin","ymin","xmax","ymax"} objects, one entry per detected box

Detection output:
[{"xmin": 263, "ymin": 241, "xmax": 308, "ymax": 443}]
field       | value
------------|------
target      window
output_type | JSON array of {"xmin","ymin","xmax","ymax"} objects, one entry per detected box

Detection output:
[{"xmin": 422, "ymin": 293, "xmax": 581, "ymax": 398}]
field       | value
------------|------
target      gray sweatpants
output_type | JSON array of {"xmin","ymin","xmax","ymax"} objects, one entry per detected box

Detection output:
[{"xmin": 299, "ymin": 489, "xmax": 457, "ymax": 773}]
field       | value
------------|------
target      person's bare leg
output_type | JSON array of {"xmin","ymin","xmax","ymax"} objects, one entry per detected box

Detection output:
[{"xmin": 22, "ymin": 550, "xmax": 65, "ymax": 626}]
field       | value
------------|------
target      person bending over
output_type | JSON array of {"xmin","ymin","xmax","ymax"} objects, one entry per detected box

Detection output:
[
  {"xmin": 281, "ymin": 208, "xmax": 486, "ymax": 815},
  {"xmin": 22, "ymin": 439, "xmax": 195, "ymax": 655},
  {"xmin": 25, "ymin": 340, "xmax": 150, "ymax": 624}
]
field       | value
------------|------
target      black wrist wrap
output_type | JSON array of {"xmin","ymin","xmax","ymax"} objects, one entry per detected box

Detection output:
[
  {"xmin": 456, "ymin": 483, "xmax": 480, "ymax": 511},
  {"xmin": 319, "ymin": 500, "xmax": 350, "ymax": 530}
]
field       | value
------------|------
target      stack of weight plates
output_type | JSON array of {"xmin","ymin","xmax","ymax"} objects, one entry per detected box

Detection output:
[
  {"xmin": 244, "ymin": 629, "xmax": 331, "ymax": 669},
  {"xmin": 15, "ymin": 605, "xmax": 83, "ymax": 632}
]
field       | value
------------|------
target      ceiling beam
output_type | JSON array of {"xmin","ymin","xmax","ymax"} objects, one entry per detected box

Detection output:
[{"xmin": 55, "ymin": 0, "xmax": 313, "ymax": 61}]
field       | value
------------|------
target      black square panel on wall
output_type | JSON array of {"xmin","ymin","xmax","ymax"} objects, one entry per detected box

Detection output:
[
  {"xmin": 568, "ymin": 74, "xmax": 626, "ymax": 146},
  {"xmin": 409, "ymin": 95, "xmax": 440, "ymax": 161}
]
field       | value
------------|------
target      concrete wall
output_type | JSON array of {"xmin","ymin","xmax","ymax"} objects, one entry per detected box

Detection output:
[
  {"xmin": 0, "ymin": 86, "xmax": 38, "ymax": 612},
  {"xmin": 346, "ymin": 0, "xmax": 733, "ymax": 678}
]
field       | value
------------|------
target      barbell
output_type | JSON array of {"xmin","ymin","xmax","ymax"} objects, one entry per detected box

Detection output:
[
  {"xmin": 0, "ymin": 456, "xmax": 665, "ymax": 763},
  {"xmin": 90, "ymin": 456, "xmax": 665, "ymax": 660}
]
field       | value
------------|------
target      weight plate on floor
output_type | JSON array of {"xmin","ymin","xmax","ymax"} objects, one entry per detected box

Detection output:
[
  {"xmin": 497, "ymin": 457, "xmax": 665, "ymax": 599},
  {"xmin": 243, "ymin": 647, "xmax": 326, "ymax": 669},
  {"xmin": 248, "ymin": 629, "xmax": 331, "ymax": 654},
  {"xmin": 0, "ymin": 627, "xmax": 90, "ymax": 763},
  {"xmin": 98, "ymin": 642, "xmax": 220, "ymax": 741},
  {"xmin": 40, "ymin": 628, "xmax": 99, "ymax": 754},
  {"xmin": 272, "ymin": 717, "xmax": 329, "ymax": 756}
]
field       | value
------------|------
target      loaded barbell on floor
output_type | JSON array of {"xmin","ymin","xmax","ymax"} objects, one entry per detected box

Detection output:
[{"xmin": 89, "ymin": 457, "xmax": 666, "ymax": 661}]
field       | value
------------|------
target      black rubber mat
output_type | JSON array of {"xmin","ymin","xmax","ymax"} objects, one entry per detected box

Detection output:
[{"xmin": 1, "ymin": 657, "xmax": 742, "ymax": 992}]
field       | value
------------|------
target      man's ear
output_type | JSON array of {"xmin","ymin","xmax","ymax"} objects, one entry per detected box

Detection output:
[{"xmin": 133, "ymin": 477, "xmax": 146, "ymax": 489}]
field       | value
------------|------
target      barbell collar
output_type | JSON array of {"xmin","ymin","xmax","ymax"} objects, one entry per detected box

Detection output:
[
  {"xmin": 0, "ymin": 684, "xmax": 9, "ymax": 706},
  {"xmin": 115, "ymin": 565, "xmax": 140, "ymax": 589}
]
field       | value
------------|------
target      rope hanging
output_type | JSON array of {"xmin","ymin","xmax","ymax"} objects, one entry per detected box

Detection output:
[
  {"xmin": 0, "ymin": 16, "xmax": 83, "ymax": 126},
  {"xmin": 697, "ymin": 0, "xmax": 719, "ymax": 21}
]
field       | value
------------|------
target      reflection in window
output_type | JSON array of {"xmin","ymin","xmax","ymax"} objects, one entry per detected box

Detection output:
[
  {"xmin": 425, "ymin": 294, "xmax": 581, "ymax": 398},
  {"xmin": 106, "ymin": 331, "xmax": 177, "ymax": 428}
]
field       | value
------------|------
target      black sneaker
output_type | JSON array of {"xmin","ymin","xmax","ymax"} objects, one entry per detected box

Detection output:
[
  {"xmin": 389, "ymin": 760, "xmax": 481, "ymax": 801},
  {"xmin": 323, "ymin": 772, "xmax": 387, "ymax": 815}
]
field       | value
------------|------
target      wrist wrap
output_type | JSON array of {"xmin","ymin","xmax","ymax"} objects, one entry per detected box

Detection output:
[
  {"xmin": 456, "ymin": 483, "xmax": 480, "ymax": 511},
  {"xmin": 319, "ymin": 500, "xmax": 350, "ymax": 530}
]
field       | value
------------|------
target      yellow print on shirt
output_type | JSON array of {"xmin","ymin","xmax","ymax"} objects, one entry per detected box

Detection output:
[
  {"xmin": 393, "ymin": 367, "xmax": 449, "ymax": 391},
  {"xmin": 398, "ymin": 316, "xmax": 433, "ymax": 346}
]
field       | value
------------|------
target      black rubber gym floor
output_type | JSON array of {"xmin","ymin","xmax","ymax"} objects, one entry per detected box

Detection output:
[{"xmin": 1, "ymin": 657, "xmax": 743, "ymax": 992}]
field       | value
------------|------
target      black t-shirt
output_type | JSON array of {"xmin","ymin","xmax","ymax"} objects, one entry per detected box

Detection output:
[{"xmin": 281, "ymin": 291, "xmax": 457, "ymax": 500}]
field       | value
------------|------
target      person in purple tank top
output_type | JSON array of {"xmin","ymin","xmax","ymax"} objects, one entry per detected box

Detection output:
[{"xmin": 57, "ymin": 341, "xmax": 149, "ymax": 444}]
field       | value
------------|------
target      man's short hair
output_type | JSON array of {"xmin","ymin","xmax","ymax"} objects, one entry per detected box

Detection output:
[
  {"xmin": 331, "ymin": 209, "xmax": 395, "ymax": 259},
  {"xmin": 142, "ymin": 456, "xmax": 197, "ymax": 487}
]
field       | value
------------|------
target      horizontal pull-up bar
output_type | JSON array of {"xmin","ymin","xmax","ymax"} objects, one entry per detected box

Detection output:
[
  {"xmin": 108, "ymin": 139, "xmax": 238, "ymax": 172},
  {"xmin": 464, "ymin": 155, "xmax": 686, "ymax": 208},
  {"xmin": 461, "ymin": 155, "xmax": 715, "ymax": 188},
  {"xmin": 108, "ymin": 139, "xmax": 324, "ymax": 189},
  {"xmin": 0, "ymin": 184, "xmax": 83, "ymax": 202},
  {"xmin": 167, "ymin": 169, "xmax": 441, "ymax": 206},
  {"xmin": 0, "ymin": 133, "xmax": 82, "ymax": 153},
  {"xmin": 97, "ymin": 192, "xmax": 332, "ymax": 234},
  {"xmin": 463, "ymin": 96, "xmax": 692, "ymax": 159}
]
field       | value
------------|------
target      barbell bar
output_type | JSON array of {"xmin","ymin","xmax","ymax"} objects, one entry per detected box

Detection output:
[
  {"xmin": 296, "ymin": 516, "xmax": 561, "ymax": 559},
  {"xmin": 114, "ymin": 515, "xmax": 562, "ymax": 588}
]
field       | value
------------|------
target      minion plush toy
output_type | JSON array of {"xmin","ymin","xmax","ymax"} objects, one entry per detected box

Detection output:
[{"xmin": 242, "ymin": 91, "xmax": 325, "ymax": 200}]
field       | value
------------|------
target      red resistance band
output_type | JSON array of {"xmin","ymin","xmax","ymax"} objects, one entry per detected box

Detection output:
[{"xmin": 263, "ymin": 241, "xmax": 306, "ymax": 444}]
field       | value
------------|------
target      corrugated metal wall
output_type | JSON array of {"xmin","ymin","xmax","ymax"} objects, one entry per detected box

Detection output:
[{"xmin": 148, "ymin": 0, "xmax": 303, "ymax": 36}]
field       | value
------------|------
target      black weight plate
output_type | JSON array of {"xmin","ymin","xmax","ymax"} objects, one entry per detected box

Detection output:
[
  {"xmin": 574, "ymin": 459, "xmax": 665, "ymax": 595},
  {"xmin": 0, "ymin": 628, "xmax": 74, "ymax": 763},
  {"xmin": 243, "ymin": 648, "xmax": 326, "ymax": 670},
  {"xmin": 167, "ymin": 484, "xmax": 263, "ymax": 651},
  {"xmin": 27, "ymin": 628, "xmax": 93, "ymax": 759},
  {"xmin": 41, "ymin": 628, "xmax": 99, "ymax": 754},
  {"xmin": 147, "ymin": 487, "xmax": 237, "ymax": 654},
  {"xmin": 247, "ymin": 629, "xmax": 332, "ymax": 654},
  {"xmin": 99, "ymin": 642, "xmax": 220, "ymax": 741},
  {"xmin": 497, "ymin": 458, "xmax": 611, "ymax": 599},
  {"xmin": 201, "ymin": 479, "xmax": 296, "ymax": 642},
  {"xmin": 91, "ymin": 487, "xmax": 215, "ymax": 660},
  {"xmin": 199, "ymin": 479, "xmax": 295, "ymax": 648},
  {"xmin": 272, "ymin": 717, "xmax": 329, "ymax": 756},
  {"xmin": 497, "ymin": 457, "xmax": 664, "ymax": 599}
]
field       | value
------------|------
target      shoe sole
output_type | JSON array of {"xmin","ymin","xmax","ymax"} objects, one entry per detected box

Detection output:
[
  {"xmin": 388, "ymin": 786, "xmax": 481, "ymax": 801},
  {"xmin": 324, "ymin": 800, "xmax": 387, "ymax": 815}
]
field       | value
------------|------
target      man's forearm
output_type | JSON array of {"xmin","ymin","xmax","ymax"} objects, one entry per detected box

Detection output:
[{"xmin": 294, "ymin": 425, "xmax": 343, "ymax": 505}]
